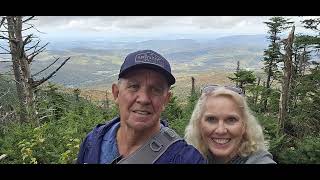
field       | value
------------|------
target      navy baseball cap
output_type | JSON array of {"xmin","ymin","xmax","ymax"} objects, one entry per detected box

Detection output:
[{"xmin": 118, "ymin": 50, "xmax": 176, "ymax": 86}]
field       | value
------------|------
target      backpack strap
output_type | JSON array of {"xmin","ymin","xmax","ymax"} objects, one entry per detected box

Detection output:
[{"xmin": 117, "ymin": 127, "xmax": 182, "ymax": 164}]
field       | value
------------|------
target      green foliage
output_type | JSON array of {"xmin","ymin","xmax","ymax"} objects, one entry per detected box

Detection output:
[
  {"xmin": 0, "ymin": 83, "xmax": 117, "ymax": 164},
  {"xmin": 277, "ymin": 136, "xmax": 320, "ymax": 164},
  {"xmin": 302, "ymin": 18, "xmax": 320, "ymax": 33},
  {"xmin": 0, "ymin": 76, "xmax": 18, "ymax": 115},
  {"xmin": 263, "ymin": 16, "xmax": 293, "ymax": 66},
  {"xmin": 163, "ymin": 87, "xmax": 200, "ymax": 136},
  {"xmin": 255, "ymin": 112, "xmax": 320, "ymax": 164},
  {"xmin": 228, "ymin": 69, "xmax": 256, "ymax": 92},
  {"xmin": 58, "ymin": 137, "xmax": 80, "ymax": 164},
  {"xmin": 267, "ymin": 88, "xmax": 280, "ymax": 113},
  {"xmin": 17, "ymin": 125, "xmax": 47, "ymax": 164},
  {"xmin": 34, "ymin": 83, "xmax": 70, "ymax": 122},
  {"xmin": 185, "ymin": 89, "xmax": 201, "ymax": 117},
  {"xmin": 1, "ymin": 66, "xmax": 319, "ymax": 164},
  {"xmin": 163, "ymin": 88, "xmax": 183, "ymax": 121},
  {"xmin": 288, "ymin": 66, "xmax": 320, "ymax": 137}
]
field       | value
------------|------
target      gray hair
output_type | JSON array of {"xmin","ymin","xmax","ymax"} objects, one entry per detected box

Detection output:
[{"xmin": 184, "ymin": 87, "xmax": 267, "ymax": 157}]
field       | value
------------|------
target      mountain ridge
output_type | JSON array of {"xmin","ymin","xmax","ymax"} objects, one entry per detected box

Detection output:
[{"xmin": 0, "ymin": 34, "xmax": 268, "ymax": 88}]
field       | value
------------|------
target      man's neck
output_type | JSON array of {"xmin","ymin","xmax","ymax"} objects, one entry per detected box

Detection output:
[{"xmin": 116, "ymin": 123, "xmax": 160, "ymax": 158}]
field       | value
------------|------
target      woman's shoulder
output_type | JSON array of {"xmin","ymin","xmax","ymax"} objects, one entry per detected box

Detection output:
[{"xmin": 245, "ymin": 149, "xmax": 277, "ymax": 164}]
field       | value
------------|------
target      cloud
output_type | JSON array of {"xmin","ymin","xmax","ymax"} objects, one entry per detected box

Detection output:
[
  {"xmin": 30, "ymin": 16, "xmax": 318, "ymax": 41},
  {"xmin": 35, "ymin": 16, "xmax": 271, "ymax": 31}
]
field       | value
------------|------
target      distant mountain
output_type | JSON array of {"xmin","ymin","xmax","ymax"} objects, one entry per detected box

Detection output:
[
  {"xmin": 0, "ymin": 35, "xmax": 269, "ymax": 88},
  {"xmin": 124, "ymin": 39, "xmax": 201, "ymax": 52},
  {"xmin": 214, "ymin": 35, "xmax": 267, "ymax": 44},
  {"xmin": 200, "ymin": 35, "xmax": 268, "ymax": 49}
]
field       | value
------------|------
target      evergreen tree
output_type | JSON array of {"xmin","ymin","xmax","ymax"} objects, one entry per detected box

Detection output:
[
  {"xmin": 261, "ymin": 16, "xmax": 294, "ymax": 112},
  {"xmin": 228, "ymin": 69, "xmax": 256, "ymax": 94}
]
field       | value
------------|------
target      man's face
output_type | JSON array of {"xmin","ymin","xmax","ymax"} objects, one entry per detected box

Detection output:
[{"xmin": 112, "ymin": 68, "xmax": 171, "ymax": 132}]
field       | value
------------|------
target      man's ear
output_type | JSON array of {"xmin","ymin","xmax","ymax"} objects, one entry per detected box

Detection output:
[
  {"xmin": 112, "ymin": 83, "xmax": 120, "ymax": 105},
  {"xmin": 162, "ymin": 91, "xmax": 172, "ymax": 111}
]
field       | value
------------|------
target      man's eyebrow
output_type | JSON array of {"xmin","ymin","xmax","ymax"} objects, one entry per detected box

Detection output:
[{"xmin": 126, "ymin": 79, "xmax": 139, "ymax": 83}]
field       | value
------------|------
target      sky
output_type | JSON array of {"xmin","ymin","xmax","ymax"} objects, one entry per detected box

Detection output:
[{"xmin": 23, "ymin": 16, "xmax": 320, "ymax": 42}]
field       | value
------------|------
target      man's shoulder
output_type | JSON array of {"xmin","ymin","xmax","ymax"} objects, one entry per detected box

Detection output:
[{"xmin": 157, "ymin": 139, "xmax": 206, "ymax": 164}]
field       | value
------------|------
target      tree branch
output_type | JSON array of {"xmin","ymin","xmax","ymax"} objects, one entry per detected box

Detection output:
[
  {"xmin": 24, "ymin": 22, "xmax": 45, "ymax": 34},
  {"xmin": 32, "ymin": 57, "xmax": 71, "ymax": 88},
  {"xmin": 27, "ymin": 42, "xmax": 49, "ymax": 63},
  {"xmin": 0, "ymin": 87, "xmax": 11, "ymax": 99},
  {"xmin": 25, "ymin": 41, "xmax": 40, "ymax": 52},
  {"xmin": 0, "ymin": 17, "xmax": 5, "ymax": 28},
  {"xmin": 22, "ymin": 16, "xmax": 35, "ymax": 23},
  {"xmin": 23, "ymin": 34, "xmax": 33, "ymax": 46},
  {"xmin": 0, "ymin": 45, "xmax": 10, "ymax": 53},
  {"xmin": 22, "ymin": 26, "xmax": 35, "ymax": 32},
  {"xmin": 0, "ymin": 36, "xmax": 9, "ymax": 40},
  {"xmin": 32, "ymin": 57, "xmax": 60, "ymax": 77},
  {"xmin": 0, "ymin": 36, "xmax": 18, "ymax": 43},
  {"xmin": 0, "ymin": 21, "xmax": 8, "ymax": 30}
]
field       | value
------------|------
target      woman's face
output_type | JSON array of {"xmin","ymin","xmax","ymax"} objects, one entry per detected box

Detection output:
[{"xmin": 199, "ymin": 95, "xmax": 245, "ymax": 163}]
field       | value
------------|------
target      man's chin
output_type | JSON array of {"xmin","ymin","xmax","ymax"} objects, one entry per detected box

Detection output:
[{"xmin": 128, "ymin": 120, "xmax": 158, "ymax": 132}]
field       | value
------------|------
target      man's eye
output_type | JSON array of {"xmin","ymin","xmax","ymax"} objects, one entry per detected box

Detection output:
[
  {"xmin": 128, "ymin": 84, "xmax": 139, "ymax": 90},
  {"xmin": 152, "ymin": 87, "xmax": 163, "ymax": 95}
]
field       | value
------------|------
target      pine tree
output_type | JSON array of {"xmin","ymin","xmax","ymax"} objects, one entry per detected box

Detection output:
[
  {"xmin": 261, "ymin": 16, "xmax": 293, "ymax": 112},
  {"xmin": 228, "ymin": 69, "xmax": 256, "ymax": 95}
]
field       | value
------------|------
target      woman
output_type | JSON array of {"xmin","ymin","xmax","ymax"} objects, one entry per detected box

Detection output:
[{"xmin": 185, "ymin": 85, "xmax": 276, "ymax": 164}]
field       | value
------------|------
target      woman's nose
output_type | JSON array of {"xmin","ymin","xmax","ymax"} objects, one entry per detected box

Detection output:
[{"xmin": 214, "ymin": 121, "xmax": 227, "ymax": 134}]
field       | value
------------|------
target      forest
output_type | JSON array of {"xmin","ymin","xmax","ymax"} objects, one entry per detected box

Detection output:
[{"xmin": 0, "ymin": 16, "xmax": 319, "ymax": 164}]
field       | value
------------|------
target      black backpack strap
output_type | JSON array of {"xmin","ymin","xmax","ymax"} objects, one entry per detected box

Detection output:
[{"xmin": 117, "ymin": 127, "xmax": 182, "ymax": 164}]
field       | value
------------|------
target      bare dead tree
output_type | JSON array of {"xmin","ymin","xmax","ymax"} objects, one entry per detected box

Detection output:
[
  {"xmin": 254, "ymin": 77, "xmax": 261, "ymax": 106},
  {"xmin": 236, "ymin": 60, "xmax": 240, "ymax": 87},
  {"xmin": 278, "ymin": 25, "xmax": 295, "ymax": 135},
  {"xmin": 73, "ymin": 88, "xmax": 80, "ymax": 102},
  {"xmin": 0, "ymin": 16, "xmax": 71, "ymax": 123},
  {"xmin": 191, "ymin": 77, "xmax": 195, "ymax": 95},
  {"xmin": 105, "ymin": 90, "xmax": 109, "ymax": 110}
]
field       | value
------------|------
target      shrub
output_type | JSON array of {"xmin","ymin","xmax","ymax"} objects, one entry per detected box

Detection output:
[{"xmin": 277, "ymin": 136, "xmax": 320, "ymax": 164}]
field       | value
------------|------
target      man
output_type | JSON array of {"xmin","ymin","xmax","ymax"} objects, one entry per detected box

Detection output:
[{"xmin": 77, "ymin": 50, "xmax": 205, "ymax": 164}]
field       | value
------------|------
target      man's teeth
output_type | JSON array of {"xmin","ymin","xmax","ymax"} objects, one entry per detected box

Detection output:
[
  {"xmin": 212, "ymin": 138, "xmax": 230, "ymax": 144},
  {"xmin": 134, "ymin": 110, "xmax": 150, "ymax": 115}
]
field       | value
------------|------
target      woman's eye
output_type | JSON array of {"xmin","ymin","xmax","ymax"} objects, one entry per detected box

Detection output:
[
  {"xmin": 226, "ymin": 117, "xmax": 238, "ymax": 123},
  {"xmin": 206, "ymin": 116, "xmax": 217, "ymax": 123}
]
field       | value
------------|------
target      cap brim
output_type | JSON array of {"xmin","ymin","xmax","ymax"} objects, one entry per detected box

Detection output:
[{"xmin": 118, "ymin": 64, "xmax": 175, "ymax": 86}]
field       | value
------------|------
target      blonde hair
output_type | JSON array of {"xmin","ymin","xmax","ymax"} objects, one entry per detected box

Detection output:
[{"xmin": 184, "ymin": 87, "xmax": 267, "ymax": 158}]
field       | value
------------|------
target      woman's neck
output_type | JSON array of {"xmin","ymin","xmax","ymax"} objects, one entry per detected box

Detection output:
[{"xmin": 208, "ymin": 151, "xmax": 239, "ymax": 164}]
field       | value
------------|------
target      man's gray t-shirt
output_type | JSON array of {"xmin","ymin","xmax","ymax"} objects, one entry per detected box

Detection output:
[{"xmin": 99, "ymin": 122, "xmax": 165, "ymax": 164}]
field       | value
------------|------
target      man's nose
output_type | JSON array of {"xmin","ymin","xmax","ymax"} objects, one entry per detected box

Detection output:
[{"xmin": 136, "ymin": 88, "xmax": 151, "ymax": 105}]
